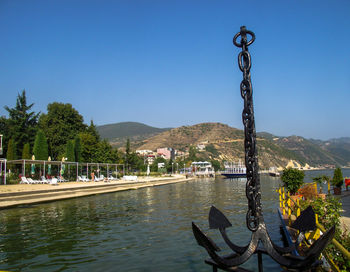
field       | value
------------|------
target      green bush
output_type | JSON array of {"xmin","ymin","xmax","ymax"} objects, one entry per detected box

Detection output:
[
  {"xmin": 332, "ymin": 167, "xmax": 343, "ymax": 188},
  {"xmin": 300, "ymin": 196, "xmax": 341, "ymax": 230},
  {"xmin": 6, "ymin": 173, "xmax": 20, "ymax": 184},
  {"xmin": 281, "ymin": 168, "xmax": 305, "ymax": 195},
  {"xmin": 300, "ymin": 196, "xmax": 350, "ymax": 271}
]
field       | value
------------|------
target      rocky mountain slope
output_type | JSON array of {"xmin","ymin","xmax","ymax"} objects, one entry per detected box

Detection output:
[
  {"xmin": 99, "ymin": 122, "xmax": 350, "ymax": 168},
  {"xmin": 136, "ymin": 123, "xmax": 305, "ymax": 169}
]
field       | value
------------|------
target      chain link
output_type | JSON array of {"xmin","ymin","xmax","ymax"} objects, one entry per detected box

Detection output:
[{"xmin": 233, "ymin": 26, "xmax": 261, "ymax": 232}]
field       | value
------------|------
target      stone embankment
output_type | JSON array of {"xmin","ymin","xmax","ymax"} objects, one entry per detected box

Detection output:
[{"xmin": 0, "ymin": 175, "xmax": 193, "ymax": 209}]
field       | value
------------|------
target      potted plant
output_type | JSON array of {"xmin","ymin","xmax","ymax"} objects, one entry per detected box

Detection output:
[
  {"xmin": 281, "ymin": 168, "xmax": 305, "ymax": 196},
  {"xmin": 331, "ymin": 167, "xmax": 343, "ymax": 195}
]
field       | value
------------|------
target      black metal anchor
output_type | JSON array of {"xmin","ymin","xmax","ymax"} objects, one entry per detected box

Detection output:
[{"xmin": 192, "ymin": 26, "xmax": 335, "ymax": 271}]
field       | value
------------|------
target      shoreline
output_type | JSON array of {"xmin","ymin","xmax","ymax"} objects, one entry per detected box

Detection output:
[
  {"xmin": 0, "ymin": 175, "xmax": 196, "ymax": 209},
  {"xmin": 1, "ymin": 175, "xmax": 348, "ymax": 233}
]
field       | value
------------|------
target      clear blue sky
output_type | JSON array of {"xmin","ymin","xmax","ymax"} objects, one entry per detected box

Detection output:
[{"xmin": 0, "ymin": 0, "xmax": 349, "ymax": 140}]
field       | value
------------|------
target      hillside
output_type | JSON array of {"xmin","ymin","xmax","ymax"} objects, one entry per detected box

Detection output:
[
  {"xmin": 97, "ymin": 122, "xmax": 171, "ymax": 147},
  {"xmin": 309, "ymin": 137, "xmax": 350, "ymax": 166},
  {"xmin": 99, "ymin": 122, "xmax": 350, "ymax": 168},
  {"xmin": 266, "ymin": 135, "xmax": 336, "ymax": 166},
  {"xmin": 135, "ymin": 123, "xmax": 305, "ymax": 169}
]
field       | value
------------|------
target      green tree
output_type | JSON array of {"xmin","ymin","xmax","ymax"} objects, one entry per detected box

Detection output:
[
  {"xmin": 281, "ymin": 168, "xmax": 305, "ymax": 195},
  {"xmin": 65, "ymin": 140, "xmax": 75, "ymax": 162},
  {"xmin": 22, "ymin": 142, "xmax": 31, "ymax": 175},
  {"xmin": 166, "ymin": 158, "xmax": 174, "ymax": 173},
  {"xmin": 210, "ymin": 159, "xmax": 221, "ymax": 172},
  {"xmin": 188, "ymin": 145, "xmax": 197, "ymax": 162},
  {"xmin": 95, "ymin": 140, "xmax": 115, "ymax": 163},
  {"xmin": 332, "ymin": 167, "xmax": 343, "ymax": 188},
  {"xmin": 74, "ymin": 135, "xmax": 82, "ymax": 162},
  {"xmin": 6, "ymin": 139, "xmax": 17, "ymax": 171},
  {"xmin": 33, "ymin": 129, "xmax": 48, "ymax": 160},
  {"xmin": 39, "ymin": 102, "xmax": 86, "ymax": 159},
  {"xmin": 4, "ymin": 90, "xmax": 39, "ymax": 156},
  {"xmin": 22, "ymin": 143, "xmax": 31, "ymax": 159},
  {"xmin": 0, "ymin": 116, "xmax": 8, "ymax": 157},
  {"xmin": 128, "ymin": 152, "xmax": 145, "ymax": 172},
  {"xmin": 6, "ymin": 139, "xmax": 17, "ymax": 161},
  {"xmin": 125, "ymin": 138, "xmax": 131, "ymax": 166},
  {"xmin": 80, "ymin": 132, "xmax": 98, "ymax": 162},
  {"xmin": 87, "ymin": 120, "xmax": 100, "ymax": 142},
  {"xmin": 150, "ymin": 157, "xmax": 166, "ymax": 172}
]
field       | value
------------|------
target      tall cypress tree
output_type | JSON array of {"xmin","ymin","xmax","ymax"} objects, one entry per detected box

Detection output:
[
  {"xmin": 125, "ymin": 138, "xmax": 131, "ymax": 165},
  {"xmin": 22, "ymin": 142, "xmax": 31, "ymax": 175},
  {"xmin": 87, "ymin": 120, "xmax": 100, "ymax": 142},
  {"xmin": 65, "ymin": 140, "xmax": 75, "ymax": 162},
  {"xmin": 74, "ymin": 135, "xmax": 82, "ymax": 162},
  {"xmin": 6, "ymin": 138, "xmax": 17, "ymax": 161},
  {"xmin": 22, "ymin": 143, "xmax": 31, "ymax": 159},
  {"xmin": 33, "ymin": 129, "xmax": 48, "ymax": 160}
]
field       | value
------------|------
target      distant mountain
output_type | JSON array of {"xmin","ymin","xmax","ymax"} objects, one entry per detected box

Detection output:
[
  {"xmin": 257, "ymin": 132, "xmax": 279, "ymax": 140},
  {"xmin": 258, "ymin": 135, "xmax": 350, "ymax": 167},
  {"xmin": 97, "ymin": 122, "xmax": 171, "ymax": 147},
  {"xmin": 99, "ymin": 121, "xmax": 350, "ymax": 168},
  {"xmin": 309, "ymin": 137, "xmax": 350, "ymax": 166},
  {"xmin": 135, "ymin": 122, "xmax": 305, "ymax": 169},
  {"xmin": 266, "ymin": 135, "xmax": 336, "ymax": 166}
]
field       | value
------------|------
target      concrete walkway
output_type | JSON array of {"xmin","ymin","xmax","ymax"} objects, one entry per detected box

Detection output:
[
  {"xmin": 340, "ymin": 189, "xmax": 350, "ymax": 232},
  {"xmin": 0, "ymin": 175, "xmax": 194, "ymax": 209}
]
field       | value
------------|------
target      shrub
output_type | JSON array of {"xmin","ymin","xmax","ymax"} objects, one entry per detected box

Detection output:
[
  {"xmin": 300, "ymin": 196, "xmax": 350, "ymax": 271},
  {"xmin": 300, "ymin": 196, "xmax": 341, "ymax": 230},
  {"xmin": 331, "ymin": 167, "xmax": 343, "ymax": 188},
  {"xmin": 281, "ymin": 168, "xmax": 305, "ymax": 195}
]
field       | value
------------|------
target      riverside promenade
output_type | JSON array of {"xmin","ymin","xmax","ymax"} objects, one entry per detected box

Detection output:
[
  {"xmin": 340, "ymin": 190, "xmax": 350, "ymax": 232},
  {"xmin": 0, "ymin": 175, "xmax": 193, "ymax": 209}
]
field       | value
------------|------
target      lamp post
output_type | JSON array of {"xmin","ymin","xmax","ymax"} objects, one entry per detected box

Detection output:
[{"xmin": 171, "ymin": 162, "xmax": 174, "ymax": 175}]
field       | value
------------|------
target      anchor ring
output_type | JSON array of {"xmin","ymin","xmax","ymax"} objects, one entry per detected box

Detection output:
[{"xmin": 233, "ymin": 30, "xmax": 255, "ymax": 47}]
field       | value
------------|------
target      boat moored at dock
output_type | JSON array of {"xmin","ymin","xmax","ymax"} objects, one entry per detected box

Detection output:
[{"xmin": 221, "ymin": 161, "xmax": 246, "ymax": 178}]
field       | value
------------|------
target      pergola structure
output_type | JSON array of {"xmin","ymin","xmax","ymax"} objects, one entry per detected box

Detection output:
[
  {"xmin": 6, "ymin": 159, "xmax": 124, "ymax": 181},
  {"xmin": 0, "ymin": 158, "xmax": 6, "ymax": 185}
]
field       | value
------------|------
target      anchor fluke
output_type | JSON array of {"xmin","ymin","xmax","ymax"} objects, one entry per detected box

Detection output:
[
  {"xmin": 192, "ymin": 222, "xmax": 221, "ymax": 252},
  {"xmin": 291, "ymin": 205, "xmax": 316, "ymax": 232},
  {"xmin": 209, "ymin": 206, "xmax": 232, "ymax": 229}
]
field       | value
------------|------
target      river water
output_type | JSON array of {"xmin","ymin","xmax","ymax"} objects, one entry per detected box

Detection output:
[{"xmin": 0, "ymin": 169, "xmax": 349, "ymax": 272}]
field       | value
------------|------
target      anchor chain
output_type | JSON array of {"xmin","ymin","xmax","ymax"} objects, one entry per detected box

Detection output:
[
  {"xmin": 233, "ymin": 26, "xmax": 261, "ymax": 232},
  {"xmin": 191, "ymin": 26, "xmax": 335, "ymax": 271}
]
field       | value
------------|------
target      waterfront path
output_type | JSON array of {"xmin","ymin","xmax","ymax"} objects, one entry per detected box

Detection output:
[
  {"xmin": 340, "ymin": 190, "xmax": 350, "ymax": 232},
  {"xmin": 0, "ymin": 175, "xmax": 193, "ymax": 209}
]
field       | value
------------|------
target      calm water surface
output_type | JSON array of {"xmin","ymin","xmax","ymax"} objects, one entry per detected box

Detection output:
[{"xmin": 0, "ymin": 169, "xmax": 348, "ymax": 272}]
